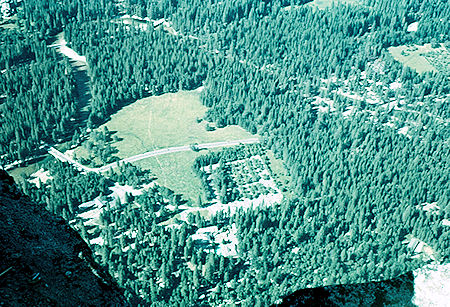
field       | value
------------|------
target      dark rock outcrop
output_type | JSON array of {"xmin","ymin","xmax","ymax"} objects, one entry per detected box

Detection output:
[
  {"xmin": 274, "ymin": 271, "xmax": 415, "ymax": 306},
  {"xmin": 0, "ymin": 170, "xmax": 127, "ymax": 306}
]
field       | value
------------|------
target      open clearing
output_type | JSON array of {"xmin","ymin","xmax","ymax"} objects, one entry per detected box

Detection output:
[
  {"xmin": 133, "ymin": 150, "xmax": 208, "ymax": 202},
  {"xmin": 8, "ymin": 162, "xmax": 39, "ymax": 184},
  {"xmin": 49, "ymin": 32, "xmax": 87, "ymax": 63},
  {"xmin": 91, "ymin": 89, "xmax": 254, "ymax": 157},
  {"xmin": 266, "ymin": 150, "xmax": 291, "ymax": 192},
  {"xmin": 74, "ymin": 89, "xmax": 255, "ymax": 202},
  {"xmin": 388, "ymin": 43, "xmax": 450, "ymax": 74},
  {"xmin": 49, "ymin": 32, "xmax": 91, "ymax": 122},
  {"xmin": 28, "ymin": 168, "xmax": 53, "ymax": 188}
]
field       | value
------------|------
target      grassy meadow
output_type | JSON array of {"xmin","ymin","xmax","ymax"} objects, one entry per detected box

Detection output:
[
  {"xmin": 97, "ymin": 89, "xmax": 253, "ymax": 157},
  {"xmin": 133, "ymin": 150, "xmax": 206, "ymax": 203},
  {"xmin": 74, "ymin": 89, "xmax": 255, "ymax": 202},
  {"xmin": 388, "ymin": 43, "xmax": 449, "ymax": 74}
]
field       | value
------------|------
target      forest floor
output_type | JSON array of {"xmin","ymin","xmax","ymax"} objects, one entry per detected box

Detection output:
[
  {"xmin": 117, "ymin": 15, "xmax": 179, "ymax": 35},
  {"xmin": 28, "ymin": 168, "xmax": 53, "ymax": 188},
  {"xmin": 266, "ymin": 150, "xmax": 292, "ymax": 193},
  {"xmin": 0, "ymin": 15, "xmax": 19, "ymax": 30}
]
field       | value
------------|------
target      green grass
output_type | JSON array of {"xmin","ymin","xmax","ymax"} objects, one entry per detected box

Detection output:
[
  {"xmin": 72, "ymin": 146, "xmax": 105, "ymax": 168},
  {"xmin": 388, "ymin": 43, "xmax": 449, "ymax": 74},
  {"xmin": 133, "ymin": 150, "xmax": 207, "ymax": 203},
  {"xmin": 8, "ymin": 162, "xmax": 39, "ymax": 184},
  {"xmin": 94, "ymin": 89, "xmax": 254, "ymax": 158},
  {"xmin": 134, "ymin": 147, "xmax": 291, "ymax": 204},
  {"xmin": 266, "ymin": 150, "xmax": 292, "ymax": 192},
  {"xmin": 76, "ymin": 89, "xmax": 254, "ymax": 202}
]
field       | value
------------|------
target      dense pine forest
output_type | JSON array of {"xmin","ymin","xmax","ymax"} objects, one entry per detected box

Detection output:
[
  {"xmin": 65, "ymin": 21, "xmax": 208, "ymax": 124},
  {"xmin": 2, "ymin": 0, "xmax": 449, "ymax": 305},
  {"xmin": 0, "ymin": 30, "xmax": 78, "ymax": 162}
]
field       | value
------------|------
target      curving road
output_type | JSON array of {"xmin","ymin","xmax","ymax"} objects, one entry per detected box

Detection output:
[{"xmin": 48, "ymin": 138, "xmax": 259, "ymax": 174}]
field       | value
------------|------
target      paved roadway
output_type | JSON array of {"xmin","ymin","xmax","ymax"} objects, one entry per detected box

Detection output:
[{"xmin": 48, "ymin": 138, "xmax": 260, "ymax": 173}]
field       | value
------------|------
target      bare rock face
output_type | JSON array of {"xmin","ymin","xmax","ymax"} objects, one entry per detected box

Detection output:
[
  {"xmin": 412, "ymin": 263, "xmax": 450, "ymax": 306},
  {"xmin": 0, "ymin": 170, "xmax": 128, "ymax": 306},
  {"xmin": 0, "ymin": 0, "xmax": 15, "ymax": 18}
]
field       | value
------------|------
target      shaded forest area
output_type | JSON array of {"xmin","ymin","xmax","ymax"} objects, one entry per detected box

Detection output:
[
  {"xmin": 0, "ymin": 31, "xmax": 77, "ymax": 162},
  {"xmin": 3, "ymin": 0, "xmax": 450, "ymax": 305}
]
